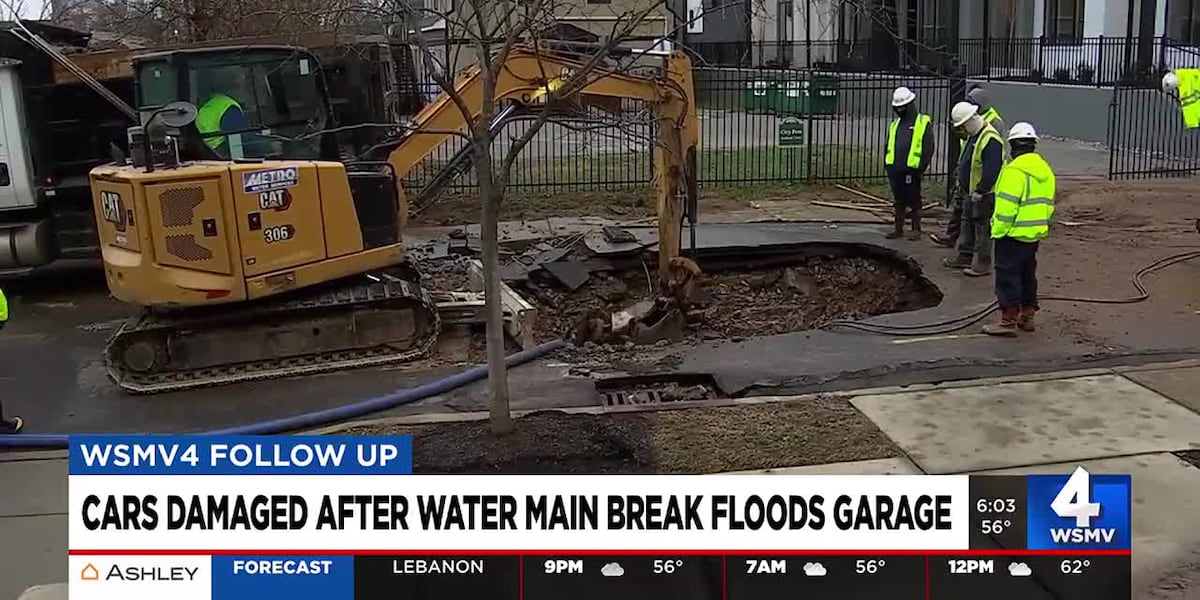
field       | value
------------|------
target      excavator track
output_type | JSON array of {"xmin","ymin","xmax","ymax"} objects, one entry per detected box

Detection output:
[{"xmin": 104, "ymin": 277, "xmax": 440, "ymax": 394}]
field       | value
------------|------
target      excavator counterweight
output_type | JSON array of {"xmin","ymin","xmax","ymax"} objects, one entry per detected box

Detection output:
[{"xmin": 89, "ymin": 45, "xmax": 699, "ymax": 393}]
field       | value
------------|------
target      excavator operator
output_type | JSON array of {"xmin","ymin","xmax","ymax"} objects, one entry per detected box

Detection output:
[{"xmin": 194, "ymin": 67, "xmax": 266, "ymax": 158}]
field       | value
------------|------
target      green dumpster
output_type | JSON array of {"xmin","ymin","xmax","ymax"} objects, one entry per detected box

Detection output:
[
  {"xmin": 808, "ymin": 74, "xmax": 841, "ymax": 115},
  {"xmin": 775, "ymin": 77, "xmax": 810, "ymax": 115},
  {"xmin": 743, "ymin": 77, "xmax": 774, "ymax": 113}
]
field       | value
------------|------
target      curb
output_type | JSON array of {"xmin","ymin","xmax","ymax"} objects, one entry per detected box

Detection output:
[{"xmin": 310, "ymin": 361, "xmax": 1181, "ymax": 435}]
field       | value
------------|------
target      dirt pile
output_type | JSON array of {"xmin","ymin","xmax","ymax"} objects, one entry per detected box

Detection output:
[{"xmin": 345, "ymin": 400, "xmax": 900, "ymax": 474}]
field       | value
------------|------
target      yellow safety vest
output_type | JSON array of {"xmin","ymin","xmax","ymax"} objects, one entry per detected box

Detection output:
[
  {"xmin": 992, "ymin": 152, "xmax": 1056, "ymax": 242},
  {"xmin": 196, "ymin": 93, "xmax": 241, "ymax": 150},
  {"xmin": 968, "ymin": 125, "xmax": 1005, "ymax": 192},
  {"xmin": 885, "ymin": 114, "xmax": 931, "ymax": 169},
  {"xmin": 1177, "ymin": 69, "xmax": 1200, "ymax": 129},
  {"xmin": 0, "ymin": 288, "xmax": 8, "ymax": 323}
]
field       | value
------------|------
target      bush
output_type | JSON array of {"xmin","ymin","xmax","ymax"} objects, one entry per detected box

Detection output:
[
  {"xmin": 1053, "ymin": 67, "xmax": 1072, "ymax": 82},
  {"xmin": 1029, "ymin": 68, "xmax": 1044, "ymax": 81},
  {"xmin": 1076, "ymin": 62, "xmax": 1095, "ymax": 83}
]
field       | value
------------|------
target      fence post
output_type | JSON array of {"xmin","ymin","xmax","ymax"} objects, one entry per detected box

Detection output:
[
  {"xmin": 1107, "ymin": 84, "xmax": 1118, "ymax": 180},
  {"xmin": 804, "ymin": 101, "xmax": 814, "ymax": 183},
  {"xmin": 1097, "ymin": 35, "xmax": 1104, "ymax": 88},
  {"xmin": 946, "ymin": 63, "xmax": 967, "ymax": 201},
  {"xmin": 1038, "ymin": 35, "xmax": 1046, "ymax": 85}
]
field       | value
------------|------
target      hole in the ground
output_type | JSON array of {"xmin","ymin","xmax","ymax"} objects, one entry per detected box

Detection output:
[
  {"xmin": 519, "ymin": 245, "xmax": 942, "ymax": 347},
  {"xmin": 595, "ymin": 373, "xmax": 723, "ymax": 406}
]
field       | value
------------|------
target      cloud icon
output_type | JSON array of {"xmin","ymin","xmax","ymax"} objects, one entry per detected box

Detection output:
[
  {"xmin": 601, "ymin": 562, "xmax": 625, "ymax": 577},
  {"xmin": 803, "ymin": 562, "xmax": 827, "ymax": 577},
  {"xmin": 1008, "ymin": 562, "xmax": 1032, "ymax": 577}
]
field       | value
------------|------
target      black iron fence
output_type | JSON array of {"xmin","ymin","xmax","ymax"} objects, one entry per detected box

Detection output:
[
  {"xmin": 686, "ymin": 37, "xmax": 1200, "ymax": 88},
  {"xmin": 401, "ymin": 69, "xmax": 955, "ymax": 196},
  {"xmin": 1108, "ymin": 82, "xmax": 1200, "ymax": 179}
]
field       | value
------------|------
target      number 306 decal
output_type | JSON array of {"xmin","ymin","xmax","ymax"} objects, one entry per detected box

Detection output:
[{"xmin": 264, "ymin": 225, "xmax": 295, "ymax": 243}]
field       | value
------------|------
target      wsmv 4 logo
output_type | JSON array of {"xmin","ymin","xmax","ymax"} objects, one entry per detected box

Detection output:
[{"xmin": 1026, "ymin": 466, "xmax": 1131, "ymax": 550}]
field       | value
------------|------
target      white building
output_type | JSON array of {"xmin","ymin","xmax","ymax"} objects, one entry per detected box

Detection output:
[
  {"xmin": 751, "ymin": 0, "xmax": 1200, "ymax": 81},
  {"xmin": 964, "ymin": 0, "xmax": 1200, "ymax": 81}
]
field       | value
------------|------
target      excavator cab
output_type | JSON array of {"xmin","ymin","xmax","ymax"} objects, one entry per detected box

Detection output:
[{"xmin": 131, "ymin": 46, "xmax": 340, "ymax": 163}]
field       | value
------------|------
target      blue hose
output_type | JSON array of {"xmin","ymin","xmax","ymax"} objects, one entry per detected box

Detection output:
[{"xmin": 0, "ymin": 339, "xmax": 569, "ymax": 449}]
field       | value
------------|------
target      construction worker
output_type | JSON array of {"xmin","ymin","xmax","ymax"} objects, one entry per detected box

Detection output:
[
  {"xmin": 1161, "ymin": 69, "xmax": 1200, "ymax": 128},
  {"xmin": 967, "ymin": 85, "xmax": 1006, "ymax": 137},
  {"xmin": 0, "ymin": 288, "xmax": 22, "ymax": 434},
  {"xmin": 930, "ymin": 85, "xmax": 1006, "ymax": 248},
  {"xmin": 943, "ymin": 101, "xmax": 1005, "ymax": 276},
  {"xmin": 196, "ymin": 89, "xmax": 248, "ymax": 155},
  {"xmin": 982, "ymin": 122, "xmax": 1056, "ymax": 336},
  {"xmin": 884, "ymin": 86, "xmax": 935, "ymax": 240},
  {"xmin": 194, "ymin": 70, "xmax": 267, "ymax": 158}
]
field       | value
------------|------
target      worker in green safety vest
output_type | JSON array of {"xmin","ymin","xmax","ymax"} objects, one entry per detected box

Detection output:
[
  {"xmin": 981, "ymin": 122, "xmax": 1056, "ymax": 336},
  {"xmin": 0, "ymin": 288, "xmax": 23, "ymax": 434},
  {"xmin": 196, "ymin": 92, "xmax": 251, "ymax": 156},
  {"xmin": 944, "ymin": 101, "xmax": 1006, "ymax": 277},
  {"xmin": 932, "ymin": 85, "xmax": 1006, "ymax": 249},
  {"xmin": 1162, "ymin": 69, "xmax": 1200, "ymax": 129},
  {"xmin": 884, "ymin": 86, "xmax": 935, "ymax": 240}
]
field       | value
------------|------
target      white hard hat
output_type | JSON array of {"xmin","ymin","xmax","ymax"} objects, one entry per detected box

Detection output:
[
  {"xmin": 1163, "ymin": 71, "xmax": 1180, "ymax": 93},
  {"xmin": 1007, "ymin": 121, "xmax": 1039, "ymax": 142},
  {"xmin": 950, "ymin": 102, "xmax": 979, "ymax": 127},
  {"xmin": 892, "ymin": 86, "xmax": 916, "ymax": 107}
]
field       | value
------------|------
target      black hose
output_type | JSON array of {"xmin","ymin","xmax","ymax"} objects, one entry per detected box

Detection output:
[{"xmin": 824, "ymin": 250, "xmax": 1200, "ymax": 336}]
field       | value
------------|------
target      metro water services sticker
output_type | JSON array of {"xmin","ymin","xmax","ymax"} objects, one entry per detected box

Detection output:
[{"xmin": 242, "ymin": 167, "xmax": 299, "ymax": 194}]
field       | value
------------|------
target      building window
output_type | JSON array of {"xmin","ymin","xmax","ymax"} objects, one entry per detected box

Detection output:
[
  {"xmin": 1044, "ymin": 0, "xmax": 1085, "ymax": 43},
  {"xmin": 1168, "ymin": 0, "xmax": 1200, "ymax": 44}
]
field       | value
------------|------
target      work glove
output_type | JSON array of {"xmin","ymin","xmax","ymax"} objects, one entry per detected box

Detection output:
[{"xmin": 970, "ymin": 192, "xmax": 995, "ymax": 219}]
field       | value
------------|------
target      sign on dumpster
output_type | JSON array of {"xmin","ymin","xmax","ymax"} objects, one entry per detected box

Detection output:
[{"xmin": 779, "ymin": 117, "xmax": 806, "ymax": 147}]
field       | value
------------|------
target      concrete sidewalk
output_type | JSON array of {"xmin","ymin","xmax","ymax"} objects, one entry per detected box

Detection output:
[{"xmin": 9, "ymin": 361, "xmax": 1200, "ymax": 600}]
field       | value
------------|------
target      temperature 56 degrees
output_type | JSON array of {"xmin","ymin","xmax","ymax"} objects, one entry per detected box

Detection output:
[
  {"xmin": 653, "ymin": 560, "xmax": 683, "ymax": 574},
  {"xmin": 981, "ymin": 518, "xmax": 1012, "ymax": 534},
  {"xmin": 855, "ymin": 560, "xmax": 886, "ymax": 574}
]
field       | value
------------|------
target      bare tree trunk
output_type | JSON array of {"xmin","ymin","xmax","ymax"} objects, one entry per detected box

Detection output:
[{"xmin": 475, "ymin": 143, "xmax": 513, "ymax": 436}]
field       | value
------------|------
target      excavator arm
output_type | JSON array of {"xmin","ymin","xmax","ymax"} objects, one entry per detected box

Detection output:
[{"xmin": 389, "ymin": 46, "xmax": 699, "ymax": 284}]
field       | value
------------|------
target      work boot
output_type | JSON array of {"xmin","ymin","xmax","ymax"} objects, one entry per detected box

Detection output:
[
  {"xmin": 942, "ymin": 254, "xmax": 972, "ymax": 269},
  {"xmin": 930, "ymin": 232, "xmax": 956, "ymax": 247},
  {"xmin": 982, "ymin": 307, "xmax": 1020, "ymax": 337},
  {"xmin": 906, "ymin": 206, "xmax": 922, "ymax": 240},
  {"xmin": 0, "ymin": 416, "xmax": 21, "ymax": 434},
  {"xmin": 962, "ymin": 254, "xmax": 992, "ymax": 277},
  {"xmin": 1017, "ymin": 306, "xmax": 1037, "ymax": 332},
  {"xmin": 885, "ymin": 207, "xmax": 904, "ymax": 239}
]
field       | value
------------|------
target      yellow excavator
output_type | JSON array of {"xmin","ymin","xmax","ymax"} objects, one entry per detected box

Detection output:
[{"xmin": 89, "ymin": 44, "xmax": 699, "ymax": 393}]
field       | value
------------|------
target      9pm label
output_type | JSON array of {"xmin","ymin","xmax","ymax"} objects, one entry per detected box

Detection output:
[{"xmin": 523, "ymin": 556, "xmax": 721, "ymax": 600}]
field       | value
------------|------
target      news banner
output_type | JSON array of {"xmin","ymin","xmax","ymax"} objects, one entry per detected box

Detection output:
[{"xmin": 68, "ymin": 436, "xmax": 1132, "ymax": 600}]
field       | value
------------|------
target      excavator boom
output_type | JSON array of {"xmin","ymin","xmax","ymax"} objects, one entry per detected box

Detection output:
[{"xmin": 392, "ymin": 46, "xmax": 699, "ymax": 281}]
